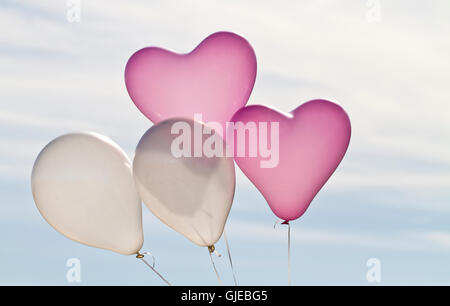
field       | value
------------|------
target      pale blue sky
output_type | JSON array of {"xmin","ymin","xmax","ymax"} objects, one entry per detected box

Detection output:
[{"xmin": 1, "ymin": 0, "xmax": 450, "ymax": 285}]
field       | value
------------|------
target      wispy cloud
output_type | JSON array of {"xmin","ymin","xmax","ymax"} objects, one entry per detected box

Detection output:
[
  {"xmin": 227, "ymin": 220, "xmax": 450, "ymax": 254},
  {"xmin": 0, "ymin": 0, "xmax": 448, "ymax": 199}
]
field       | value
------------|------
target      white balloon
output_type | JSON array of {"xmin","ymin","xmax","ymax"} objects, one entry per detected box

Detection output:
[
  {"xmin": 31, "ymin": 132, "xmax": 143, "ymax": 255},
  {"xmin": 133, "ymin": 119, "xmax": 235, "ymax": 247}
]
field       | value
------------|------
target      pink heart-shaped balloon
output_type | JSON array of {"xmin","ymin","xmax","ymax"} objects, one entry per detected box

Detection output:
[
  {"xmin": 125, "ymin": 32, "xmax": 257, "ymax": 128},
  {"xmin": 231, "ymin": 100, "xmax": 351, "ymax": 221}
]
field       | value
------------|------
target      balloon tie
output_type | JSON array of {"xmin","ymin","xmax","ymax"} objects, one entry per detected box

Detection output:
[
  {"xmin": 208, "ymin": 245, "xmax": 222, "ymax": 285},
  {"xmin": 136, "ymin": 251, "xmax": 172, "ymax": 286},
  {"xmin": 274, "ymin": 219, "xmax": 291, "ymax": 286},
  {"xmin": 208, "ymin": 245, "xmax": 222, "ymax": 257},
  {"xmin": 224, "ymin": 230, "xmax": 238, "ymax": 286}
]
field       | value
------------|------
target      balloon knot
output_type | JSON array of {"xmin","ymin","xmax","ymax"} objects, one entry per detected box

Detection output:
[
  {"xmin": 208, "ymin": 245, "xmax": 215, "ymax": 253},
  {"xmin": 282, "ymin": 220, "xmax": 290, "ymax": 225},
  {"xmin": 136, "ymin": 252, "xmax": 144, "ymax": 259}
]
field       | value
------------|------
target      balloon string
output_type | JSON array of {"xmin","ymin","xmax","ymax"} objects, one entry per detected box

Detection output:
[
  {"xmin": 208, "ymin": 248, "xmax": 222, "ymax": 285},
  {"xmin": 224, "ymin": 230, "xmax": 238, "ymax": 286},
  {"xmin": 287, "ymin": 222, "xmax": 291, "ymax": 286},
  {"xmin": 274, "ymin": 220, "xmax": 291, "ymax": 286},
  {"xmin": 137, "ymin": 252, "xmax": 172, "ymax": 286}
]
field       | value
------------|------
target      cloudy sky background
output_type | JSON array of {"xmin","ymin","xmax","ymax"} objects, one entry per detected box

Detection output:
[{"xmin": 1, "ymin": 0, "xmax": 450, "ymax": 285}]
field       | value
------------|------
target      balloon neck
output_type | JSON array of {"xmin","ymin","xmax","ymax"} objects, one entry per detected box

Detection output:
[
  {"xmin": 208, "ymin": 245, "xmax": 222, "ymax": 257},
  {"xmin": 136, "ymin": 252, "xmax": 144, "ymax": 259},
  {"xmin": 282, "ymin": 220, "xmax": 290, "ymax": 225}
]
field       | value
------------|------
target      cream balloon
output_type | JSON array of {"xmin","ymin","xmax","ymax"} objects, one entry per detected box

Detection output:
[
  {"xmin": 31, "ymin": 132, "xmax": 143, "ymax": 255},
  {"xmin": 133, "ymin": 119, "xmax": 235, "ymax": 247}
]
